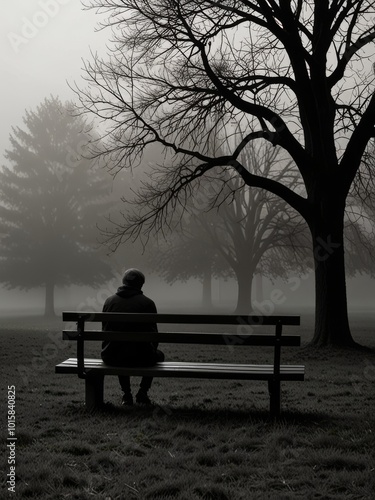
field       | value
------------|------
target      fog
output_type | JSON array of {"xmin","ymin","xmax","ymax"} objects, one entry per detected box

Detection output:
[
  {"xmin": 1, "ymin": 1, "xmax": 109, "ymax": 155},
  {"xmin": 1, "ymin": 273, "xmax": 374, "ymax": 318},
  {"xmin": 1, "ymin": 2, "xmax": 374, "ymax": 320}
]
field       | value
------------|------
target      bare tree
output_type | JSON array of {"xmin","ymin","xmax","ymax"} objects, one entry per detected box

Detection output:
[{"xmin": 75, "ymin": 1, "xmax": 375, "ymax": 347}]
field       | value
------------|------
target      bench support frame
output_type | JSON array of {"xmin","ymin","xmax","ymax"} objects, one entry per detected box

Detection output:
[
  {"xmin": 268, "ymin": 380, "xmax": 281, "ymax": 417},
  {"xmin": 84, "ymin": 374, "xmax": 283, "ymax": 416},
  {"xmin": 85, "ymin": 375, "xmax": 104, "ymax": 411}
]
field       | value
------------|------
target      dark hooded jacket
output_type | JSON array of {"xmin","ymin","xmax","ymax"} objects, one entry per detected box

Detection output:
[{"xmin": 101, "ymin": 285, "xmax": 158, "ymax": 366}]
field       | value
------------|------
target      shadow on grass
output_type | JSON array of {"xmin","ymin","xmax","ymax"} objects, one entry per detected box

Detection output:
[{"xmin": 62, "ymin": 400, "xmax": 338, "ymax": 430}]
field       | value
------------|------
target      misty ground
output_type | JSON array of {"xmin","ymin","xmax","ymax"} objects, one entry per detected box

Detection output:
[{"xmin": 1, "ymin": 312, "xmax": 374, "ymax": 499}]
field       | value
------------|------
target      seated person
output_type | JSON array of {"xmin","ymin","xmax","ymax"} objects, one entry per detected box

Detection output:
[{"xmin": 101, "ymin": 268, "xmax": 164, "ymax": 405}]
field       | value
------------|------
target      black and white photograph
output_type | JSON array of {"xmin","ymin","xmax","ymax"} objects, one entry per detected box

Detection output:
[{"xmin": 1, "ymin": 2, "xmax": 375, "ymax": 499}]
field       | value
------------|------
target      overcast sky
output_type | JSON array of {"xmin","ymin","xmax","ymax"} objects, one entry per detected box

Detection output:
[{"xmin": 1, "ymin": 1, "xmax": 110, "ymax": 156}]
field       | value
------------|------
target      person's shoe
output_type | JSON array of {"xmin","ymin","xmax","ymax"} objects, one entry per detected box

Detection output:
[
  {"xmin": 136, "ymin": 390, "xmax": 153, "ymax": 405},
  {"xmin": 121, "ymin": 393, "xmax": 133, "ymax": 406}
]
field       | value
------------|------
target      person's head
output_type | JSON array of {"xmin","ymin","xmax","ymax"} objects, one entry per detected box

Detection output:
[{"xmin": 122, "ymin": 268, "xmax": 145, "ymax": 289}]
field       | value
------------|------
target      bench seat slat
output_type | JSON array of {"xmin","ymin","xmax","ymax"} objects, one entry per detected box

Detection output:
[{"xmin": 55, "ymin": 358, "xmax": 305, "ymax": 381}]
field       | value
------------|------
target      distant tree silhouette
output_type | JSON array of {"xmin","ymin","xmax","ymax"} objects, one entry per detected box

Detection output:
[
  {"xmin": 345, "ymin": 171, "xmax": 375, "ymax": 279},
  {"xmin": 198, "ymin": 144, "xmax": 311, "ymax": 314},
  {"xmin": 153, "ymin": 141, "xmax": 311, "ymax": 313},
  {"xmin": 0, "ymin": 96, "xmax": 114, "ymax": 316},
  {"xmin": 150, "ymin": 213, "xmax": 230, "ymax": 310}
]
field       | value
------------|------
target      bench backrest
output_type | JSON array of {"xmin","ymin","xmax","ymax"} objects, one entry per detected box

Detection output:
[{"xmin": 62, "ymin": 312, "xmax": 301, "ymax": 379}]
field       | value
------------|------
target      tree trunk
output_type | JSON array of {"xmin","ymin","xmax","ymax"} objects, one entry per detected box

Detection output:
[
  {"xmin": 201, "ymin": 268, "xmax": 213, "ymax": 310},
  {"xmin": 234, "ymin": 271, "xmax": 254, "ymax": 314},
  {"xmin": 44, "ymin": 280, "xmax": 56, "ymax": 317},
  {"xmin": 309, "ymin": 200, "xmax": 356, "ymax": 347},
  {"xmin": 254, "ymin": 273, "xmax": 264, "ymax": 303}
]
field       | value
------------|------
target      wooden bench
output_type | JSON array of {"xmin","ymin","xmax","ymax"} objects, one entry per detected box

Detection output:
[{"xmin": 55, "ymin": 312, "xmax": 305, "ymax": 416}]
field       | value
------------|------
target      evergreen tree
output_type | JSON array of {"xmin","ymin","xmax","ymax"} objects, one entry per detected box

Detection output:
[{"xmin": 0, "ymin": 96, "xmax": 114, "ymax": 316}]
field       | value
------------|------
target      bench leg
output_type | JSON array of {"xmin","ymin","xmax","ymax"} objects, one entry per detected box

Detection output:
[
  {"xmin": 268, "ymin": 380, "xmax": 281, "ymax": 418},
  {"xmin": 85, "ymin": 375, "xmax": 104, "ymax": 411}
]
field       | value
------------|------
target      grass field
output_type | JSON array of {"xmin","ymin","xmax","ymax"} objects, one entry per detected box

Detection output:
[{"xmin": 1, "ymin": 312, "xmax": 374, "ymax": 499}]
